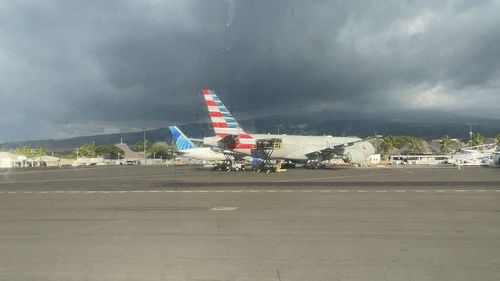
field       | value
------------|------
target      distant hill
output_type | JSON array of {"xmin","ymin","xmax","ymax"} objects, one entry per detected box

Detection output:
[
  {"xmin": 0, "ymin": 123, "xmax": 216, "ymax": 152},
  {"xmin": 2, "ymin": 111, "xmax": 499, "ymax": 152}
]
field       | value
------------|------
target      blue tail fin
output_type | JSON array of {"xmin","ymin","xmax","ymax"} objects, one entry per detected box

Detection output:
[{"xmin": 169, "ymin": 126, "xmax": 196, "ymax": 150}]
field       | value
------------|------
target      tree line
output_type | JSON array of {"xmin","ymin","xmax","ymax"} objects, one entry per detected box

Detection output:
[
  {"xmin": 6, "ymin": 140, "xmax": 175, "ymax": 160},
  {"xmin": 6, "ymin": 134, "xmax": 500, "ymax": 160},
  {"xmin": 380, "ymin": 133, "xmax": 500, "ymax": 157}
]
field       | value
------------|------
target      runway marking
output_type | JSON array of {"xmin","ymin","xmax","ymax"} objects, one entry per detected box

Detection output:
[
  {"xmin": 1, "ymin": 189, "xmax": 500, "ymax": 195},
  {"xmin": 210, "ymin": 206, "xmax": 238, "ymax": 211}
]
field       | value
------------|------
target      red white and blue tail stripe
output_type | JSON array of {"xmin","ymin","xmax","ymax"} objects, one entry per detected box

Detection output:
[{"xmin": 202, "ymin": 89, "xmax": 255, "ymax": 151}]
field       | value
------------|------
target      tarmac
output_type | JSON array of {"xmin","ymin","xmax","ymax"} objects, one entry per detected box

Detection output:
[{"xmin": 0, "ymin": 165, "xmax": 499, "ymax": 281}]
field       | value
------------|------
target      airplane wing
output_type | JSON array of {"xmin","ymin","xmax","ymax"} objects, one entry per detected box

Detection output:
[{"xmin": 305, "ymin": 137, "xmax": 379, "ymax": 161}]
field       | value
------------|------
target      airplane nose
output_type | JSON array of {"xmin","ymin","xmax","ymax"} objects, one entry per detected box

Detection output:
[{"xmin": 363, "ymin": 141, "xmax": 376, "ymax": 157}]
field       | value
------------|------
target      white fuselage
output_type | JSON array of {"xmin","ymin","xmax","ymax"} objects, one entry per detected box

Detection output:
[
  {"xmin": 178, "ymin": 147, "xmax": 226, "ymax": 161},
  {"xmin": 203, "ymin": 134, "xmax": 375, "ymax": 164}
]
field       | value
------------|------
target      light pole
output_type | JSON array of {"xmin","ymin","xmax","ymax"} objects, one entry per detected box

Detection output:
[
  {"xmin": 143, "ymin": 128, "xmax": 146, "ymax": 163},
  {"xmin": 466, "ymin": 122, "xmax": 475, "ymax": 147},
  {"xmin": 277, "ymin": 124, "xmax": 281, "ymax": 135}
]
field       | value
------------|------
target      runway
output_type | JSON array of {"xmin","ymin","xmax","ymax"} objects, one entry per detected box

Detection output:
[{"xmin": 1, "ymin": 166, "xmax": 499, "ymax": 281}]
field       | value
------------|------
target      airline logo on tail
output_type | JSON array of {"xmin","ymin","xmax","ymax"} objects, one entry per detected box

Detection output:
[
  {"xmin": 202, "ymin": 89, "xmax": 255, "ymax": 150},
  {"xmin": 169, "ymin": 126, "xmax": 196, "ymax": 151}
]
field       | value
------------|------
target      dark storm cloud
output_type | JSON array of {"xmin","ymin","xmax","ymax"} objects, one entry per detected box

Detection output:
[{"xmin": 0, "ymin": 0, "xmax": 499, "ymax": 141}]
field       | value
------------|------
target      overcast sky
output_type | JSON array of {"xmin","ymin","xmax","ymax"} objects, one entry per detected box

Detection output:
[{"xmin": 1, "ymin": 0, "xmax": 499, "ymax": 142}]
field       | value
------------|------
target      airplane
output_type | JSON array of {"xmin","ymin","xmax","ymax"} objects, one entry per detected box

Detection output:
[
  {"xmin": 169, "ymin": 126, "xmax": 227, "ymax": 162},
  {"xmin": 169, "ymin": 125, "xmax": 263, "ymax": 170},
  {"xmin": 200, "ymin": 89, "xmax": 376, "ymax": 167},
  {"xmin": 446, "ymin": 143, "xmax": 497, "ymax": 166},
  {"xmin": 493, "ymin": 146, "xmax": 500, "ymax": 166}
]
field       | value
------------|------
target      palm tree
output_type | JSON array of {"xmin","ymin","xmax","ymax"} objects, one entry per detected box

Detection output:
[
  {"xmin": 440, "ymin": 135, "xmax": 453, "ymax": 154},
  {"xmin": 408, "ymin": 137, "xmax": 422, "ymax": 153},
  {"xmin": 33, "ymin": 148, "xmax": 47, "ymax": 157},
  {"xmin": 15, "ymin": 146, "xmax": 32, "ymax": 157},
  {"xmin": 73, "ymin": 142, "xmax": 97, "ymax": 158},
  {"xmin": 496, "ymin": 134, "xmax": 500, "ymax": 145},
  {"xmin": 134, "ymin": 139, "xmax": 151, "ymax": 152},
  {"xmin": 381, "ymin": 136, "xmax": 399, "ymax": 158},
  {"xmin": 471, "ymin": 132, "xmax": 485, "ymax": 146}
]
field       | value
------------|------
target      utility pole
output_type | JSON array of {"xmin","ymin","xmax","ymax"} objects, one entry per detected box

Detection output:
[{"xmin": 277, "ymin": 124, "xmax": 281, "ymax": 135}]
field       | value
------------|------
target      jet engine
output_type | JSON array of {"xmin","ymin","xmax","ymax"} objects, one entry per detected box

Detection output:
[
  {"xmin": 340, "ymin": 141, "xmax": 375, "ymax": 164},
  {"xmin": 341, "ymin": 150, "xmax": 366, "ymax": 164},
  {"xmin": 243, "ymin": 156, "xmax": 262, "ymax": 164},
  {"xmin": 494, "ymin": 154, "xmax": 500, "ymax": 165}
]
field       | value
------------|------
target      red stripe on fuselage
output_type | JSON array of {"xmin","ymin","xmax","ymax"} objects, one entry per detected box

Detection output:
[
  {"xmin": 202, "ymin": 89, "xmax": 211, "ymax": 95},
  {"xmin": 238, "ymin": 134, "xmax": 253, "ymax": 139},
  {"xmin": 206, "ymin": 100, "xmax": 216, "ymax": 106},
  {"xmin": 236, "ymin": 143, "xmax": 256, "ymax": 149}
]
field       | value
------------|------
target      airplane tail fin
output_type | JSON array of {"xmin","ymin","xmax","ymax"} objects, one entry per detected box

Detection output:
[
  {"xmin": 202, "ymin": 89, "xmax": 247, "ymax": 137},
  {"xmin": 202, "ymin": 89, "xmax": 255, "ymax": 150},
  {"xmin": 169, "ymin": 126, "xmax": 196, "ymax": 151}
]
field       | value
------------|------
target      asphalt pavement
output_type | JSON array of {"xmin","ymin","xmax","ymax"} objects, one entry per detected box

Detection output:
[{"xmin": 0, "ymin": 166, "xmax": 499, "ymax": 281}]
